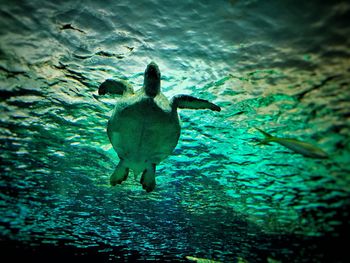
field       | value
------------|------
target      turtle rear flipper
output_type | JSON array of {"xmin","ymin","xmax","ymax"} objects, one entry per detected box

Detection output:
[
  {"xmin": 110, "ymin": 160, "xmax": 129, "ymax": 186},
  {"xmin": 98, "ymin": 79, "xmax": 134, "ymax": 95},
  {"xmin": 140, "ymin": 164, "xmax": 156, "ymax": 192},
  {"xmin": 171, "ymin": 95, "xmax": 221, "ymax": 111}
]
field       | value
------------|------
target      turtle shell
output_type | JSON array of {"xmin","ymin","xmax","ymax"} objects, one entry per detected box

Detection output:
[{"xmin": 107, "ymin": 91, "xmax": 181, "ymax": 175}]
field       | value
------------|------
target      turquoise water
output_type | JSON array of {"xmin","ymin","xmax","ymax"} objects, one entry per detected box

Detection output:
[{"xmin": 1, "ymin": 0, "xmax": 349, "ymax": 262}]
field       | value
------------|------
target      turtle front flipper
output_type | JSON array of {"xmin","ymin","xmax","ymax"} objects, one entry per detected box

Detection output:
[
  {"xmin": 98, "ymin": 79, "xmax": 134, "ymax": 95},
  {"xmin": 110, "ymin": 160, "xmax": 129, "ymax": 186},
  {"xmin": 140, "ymin": 163, "xmax": 156, "ymax": 192},
  {"xmin": 171, "ymin": 95, "xmax": 221, "ymax": 112}
]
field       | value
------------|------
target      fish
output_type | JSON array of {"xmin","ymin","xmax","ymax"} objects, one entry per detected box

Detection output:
[
  {"xmin": 186, "ymin": 255, "xmax": 277, "ymax": 263},
  {"xmin": 59, "ymin": 23, "xmax": 86, "ymax": 34},
  {"xmin": 186, "ymin": 256, "xmax": 221, "ymax": 263},
  {"xmin": 255, "ymin": 127, "xmax": 328, "ymax": 159}
]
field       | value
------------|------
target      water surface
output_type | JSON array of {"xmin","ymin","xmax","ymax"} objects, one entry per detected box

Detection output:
[{"xmin": 1, "ymin": 0, "xmax": 349, "ymax": 262}]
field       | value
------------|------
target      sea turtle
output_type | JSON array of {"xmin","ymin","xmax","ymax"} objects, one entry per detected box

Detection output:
[{"xmin": 98, "ymin": 62, "xmax": 221, "ymax": 192}]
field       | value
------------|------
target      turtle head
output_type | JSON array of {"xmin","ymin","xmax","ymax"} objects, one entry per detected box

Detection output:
[{"xmin": 143, "ymin": 62, "xmax": 161, "ymax": 97}]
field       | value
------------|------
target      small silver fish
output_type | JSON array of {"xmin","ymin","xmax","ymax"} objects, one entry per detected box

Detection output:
[
  {"xmin": 186, "ymin": 256, "xmax": 221, "ymax": 263},
  {"xmin": 255, "ymin": 127, "xmax": 328, "ymax": 159}
]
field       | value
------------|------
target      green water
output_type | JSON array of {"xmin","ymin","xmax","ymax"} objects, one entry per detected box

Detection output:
[{"xmin": 1, "ymin": 0, "xmax": 350, "ymax": 262}]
